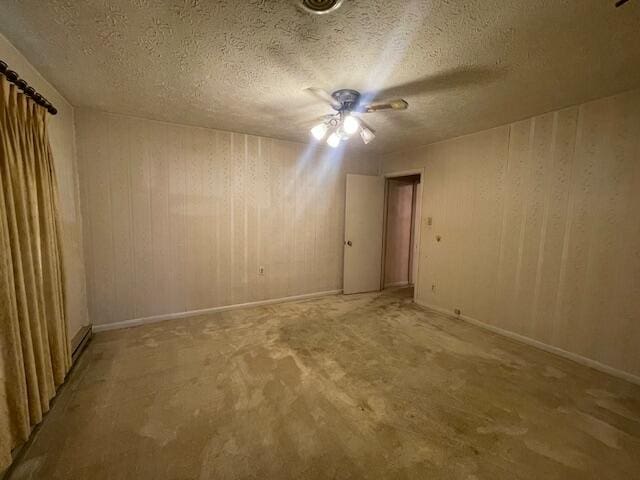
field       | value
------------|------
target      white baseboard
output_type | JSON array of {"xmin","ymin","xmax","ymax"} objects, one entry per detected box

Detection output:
[
  {"xmin": 384, "ymin": 281, "xmax": 410, "ymax": 288},
  {"xmin": 415, "ymin": 299, "xmax": 640, "ymax": 386},
  {"xmin": 93, "ymin": 289, "xmax": 342, "ymax": 333}
]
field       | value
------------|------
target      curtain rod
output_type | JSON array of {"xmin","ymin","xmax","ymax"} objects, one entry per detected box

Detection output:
[{"xmin": 0, "ymin": 60, "xmax": 58, "ymax": 115}]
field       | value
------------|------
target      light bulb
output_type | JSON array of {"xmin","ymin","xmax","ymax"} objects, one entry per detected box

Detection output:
[
  {"xmin": 342, "ymin": 115, "xmax": 360, "ymax": 135},
  {"xmin": 310, "ymin": 122, "xmax": 328, "ymax": 140},
  {"xmin": 326, "ymin": 131, "xmax": 341, "ymax": 148},
  {"xmin": 360, "ymin": 126, "xmax": 375, "ymax": 144}
]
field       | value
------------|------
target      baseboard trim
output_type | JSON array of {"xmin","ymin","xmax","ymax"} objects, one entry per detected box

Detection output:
[
  {"xmin": 384, "ymin": 281, "xmax": 410, "ymax": 288},
  {"xmin": 93, "ymin": 289, "xmax": 342, "ymax": 333},
  {"xmin": 415, "ymin": 299, "xmax": 640, "ymax": 386}
]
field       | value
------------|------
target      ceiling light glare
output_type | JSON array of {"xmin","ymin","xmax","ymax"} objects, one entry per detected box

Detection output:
[
  {"xmin": 310, "ymin": 122, "xmax": 328, "ymax": 140},
  {"xmin": 337, "ymin": 125, "xmax": 350, "ymax": 140},
  {"xmin": 360, "ymin": 127, "xmax": 375, "ymax": 144},
  {"xmin": 326, "ymin": 131, "xmax": 341, "ymax": 148},
  {"xmin": 342, "ymin": 115, "xmax": 360, "ymax": 135}
]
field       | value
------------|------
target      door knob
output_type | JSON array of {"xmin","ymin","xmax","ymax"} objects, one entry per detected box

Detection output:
[{"xmin": 346, "ymin": 240, "xmax": 352, "ymax": 246}]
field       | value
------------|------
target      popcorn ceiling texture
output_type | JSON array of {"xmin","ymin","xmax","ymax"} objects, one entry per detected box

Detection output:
[{"xmin": 1, "ymin": 1, "xmax": 639, "ymax": 153}]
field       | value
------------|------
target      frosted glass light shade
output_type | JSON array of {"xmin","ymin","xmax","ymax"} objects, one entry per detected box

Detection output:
[
  {"xmin": 342, "ymin": 115, "xmax": 360, "ymax": 135},
  {"xmin": 327, "ymin": 131, "xmax": 341, "ymax": 148},
  {"xmin": 310, "ymin": 122, "xmax": 328, "ymax": 140}
]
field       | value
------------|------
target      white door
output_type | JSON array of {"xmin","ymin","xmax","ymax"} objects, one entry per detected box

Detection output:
[{"xmin": 343, "ymin": 174, "xmax": 385, "ymax": 294}]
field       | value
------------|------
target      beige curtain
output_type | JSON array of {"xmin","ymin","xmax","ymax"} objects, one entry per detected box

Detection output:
[{"xmin": 0, "ymin": 75, "xmax": 70, "ymax": 470}]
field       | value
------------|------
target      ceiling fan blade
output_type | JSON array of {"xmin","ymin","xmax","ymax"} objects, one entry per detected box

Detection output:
[
  {"xmin": 304, "ymin": 87, "xmax": 341, "ymax": 109},
  {"xmin": 363, "ymin": 99, "xmax": 408, "ymax": 113}
]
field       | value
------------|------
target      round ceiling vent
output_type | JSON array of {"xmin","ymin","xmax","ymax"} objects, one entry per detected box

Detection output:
[{"xmin": 299, "ymin": 0, "xmax": 344, "ymax": 15}]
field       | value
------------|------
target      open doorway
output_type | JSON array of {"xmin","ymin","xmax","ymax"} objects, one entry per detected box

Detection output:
[
  {"xmin": 382, "ymin": 173, "xmax": 421, "ymax": 297},
  {"xmin": 342, "ymin": 170, "xmax": 422, "ymax": 298}
]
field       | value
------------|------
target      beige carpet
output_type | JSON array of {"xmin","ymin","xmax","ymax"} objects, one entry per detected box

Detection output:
[{"xmin": 8, "ymin": 288, "xmax": 640, "ymax": 479}]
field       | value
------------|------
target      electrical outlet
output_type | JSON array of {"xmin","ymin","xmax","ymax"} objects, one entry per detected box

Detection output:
[
  {"xmin": 454, "ymin": 308, "xmax": 461, "ymax": 316},
  {"xmin": 431, "ymin": 283, "xmax": 436, "ymax": 292},
  {"xmin": 258, "ymin": 266, "xmax": 265, "ymax": 276}
]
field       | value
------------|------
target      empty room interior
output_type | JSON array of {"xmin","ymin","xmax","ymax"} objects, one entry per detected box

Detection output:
[{"xmin": 1, "ymin": 1, "xmax": 640, "ymax": 478}]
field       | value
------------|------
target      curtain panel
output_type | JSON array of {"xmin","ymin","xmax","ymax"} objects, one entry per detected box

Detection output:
[{"xmin": 0, "ymin": 75, "xmax": 70, "ymax": 470}]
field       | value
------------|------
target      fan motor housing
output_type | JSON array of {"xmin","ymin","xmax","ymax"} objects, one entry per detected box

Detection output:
[
  {"xmin": 299, "ymin": 0, "xmax": 344, "ymax": 15},
  {"xmin": 331, "ymin": 89, "xmax": 360, "ymax": 111}
]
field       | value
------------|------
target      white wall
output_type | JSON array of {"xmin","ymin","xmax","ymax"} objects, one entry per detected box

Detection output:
[
  {"xmin": 0, "ymin": 33, "xmax": 89, "ymax": 340},
  {"xmin": 75, "ymin": 109, "xmax": 377, "ymax": 327},
  {"xmin": 382, "ymin": 89, "xmax": 640, "ymax": 379}
]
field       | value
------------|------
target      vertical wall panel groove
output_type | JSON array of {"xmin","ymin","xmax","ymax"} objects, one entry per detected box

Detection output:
[
  {"xmin": 382, "ymin": 89, "xmax": 640, "ymax": 378},
  {"xmin": 76, "ymin": 109, "xmax": 376, "ymax": 327},
  {"xmin": 529, "ymin": 112, "xmax": 558, "ymax": 340}
]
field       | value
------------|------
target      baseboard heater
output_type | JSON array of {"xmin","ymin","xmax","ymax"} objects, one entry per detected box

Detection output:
[
  {"xmin": 71, "ymin": 325, "xmax": 92, "ymax": 363},
  {"xmin": 2, "ymin": 325, "xmax": 93, "ymax": 479}
]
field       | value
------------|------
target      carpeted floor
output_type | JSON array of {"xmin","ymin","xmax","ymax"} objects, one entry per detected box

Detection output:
[{"xmin": 8, "ymin": 288, "xmax": 640, "ymax": 479}]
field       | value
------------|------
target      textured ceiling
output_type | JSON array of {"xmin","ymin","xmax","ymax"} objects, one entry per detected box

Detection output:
[{"xmin": 1, "ymin": 0, "xmax": 639, "ymax": 153}]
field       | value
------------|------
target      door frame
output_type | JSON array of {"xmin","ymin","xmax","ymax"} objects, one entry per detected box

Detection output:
[{"xmin": 380, "ymin": 168, "xmax": 424, "ymax": 302}]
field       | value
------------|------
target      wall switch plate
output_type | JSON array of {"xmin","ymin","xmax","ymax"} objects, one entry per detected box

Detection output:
[
  {"xmin": 258, "ymin": 266, "xmax": 265, "ymax": 275},
  {"xmin": 454, "ymin": 308, "xmax": 461, "ymax": 316},
  {"xmin": 427, "ymin": 216, "xmax": 433, "ymax": 226}
]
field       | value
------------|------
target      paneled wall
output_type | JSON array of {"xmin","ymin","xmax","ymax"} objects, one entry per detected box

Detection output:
[
  {"xmin": 75, "ymin": 109, "xmax": 376, "ymax": 327},
  {"xmin": 0, "ymin": 33, "xmax": 89, "ymax": 340},
  {"xmin": 382, "ymin": 89, "xmax": 640, "ymax": 378}
]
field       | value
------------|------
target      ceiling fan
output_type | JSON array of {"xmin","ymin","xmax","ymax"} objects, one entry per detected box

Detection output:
[{"xmin": 304, "ymin": 87, "xmax": 409, "ymax": 147}]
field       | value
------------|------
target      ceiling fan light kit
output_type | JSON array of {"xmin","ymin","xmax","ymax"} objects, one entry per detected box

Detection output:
[
  {"xmin": 342, "ymin": 114, "xmax": 360, "ymax": 135},
  {"xmin": 309, "ymin": 112, "xmax": 365, "ymax": 148},
  {"xmin": 326, "ymin": 131, "xmax": 341, "ymax": 148},
  {"xmin": 305, "ymin": 87, "xmax": 408, "ymax": 148},
  {"xmin": 360, "ymin": 127, "xmax": 376, "ymax": 145},
  {"xmin": 310, "ymin": 122, "xmax": 329, "ymax": 140}
]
